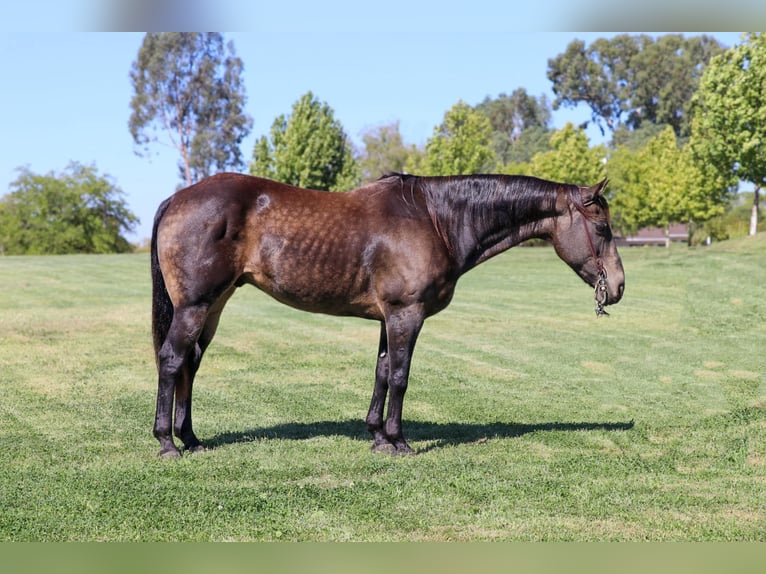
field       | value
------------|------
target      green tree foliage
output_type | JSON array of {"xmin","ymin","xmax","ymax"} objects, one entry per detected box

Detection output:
[
  {"xmin": 548, "ymin": 35, "xmax": 641, "ymax": 134},
  {"xmin": 630, "ymin": 34, "xmax": 722, "ymax": 137},
  {"xmin": 0, "ymin": 163, "xmax": 138, "ymax": 255},
  {"xmin": 402, "ymin": 144, "xmax": 428, "ymax": 175},
  {"xmin": 475, "ymin": 89, "xmax": 552, "ymax": 164},
  {"xmin": 358, "ymin": 121, "xmax": 410, "ymax": 182},
  {"xmin": 415, "ymin": 101, "xmax": 496, "ymax": 175},
  {"xmin": 250, "ymin": 92, "xmax": 359, "ymax": 191},
  {"xmin": 523, "ymin": 123, "xmax": 606, "ymax": 186},
  {"xmin": 548, "ymin": 34, "xmax": 723, "ymax": 137},
  {"xmin": 610, "ymin": 122, "xmax": 671, "ymax": 151},
  {"xmin": 608, "ymin": 126, "xmax": 729, "ymax": 236},
  {"xmin": 690, "ymin": 32, "xmax": 766, "ymax": 236},
  {"xmin": 129, "ymin": 33, "xmax": 253, "ymax": 187}
]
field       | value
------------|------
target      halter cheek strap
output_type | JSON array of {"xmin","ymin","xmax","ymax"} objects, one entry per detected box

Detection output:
[{"xmin": 580, "ymin": 212, "xmax": 609, "ymax": 317}]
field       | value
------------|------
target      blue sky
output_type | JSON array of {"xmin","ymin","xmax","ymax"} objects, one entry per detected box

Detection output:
[{"xmin": 0, "ymin": 23, "xmax": 744, "ymax": 241}]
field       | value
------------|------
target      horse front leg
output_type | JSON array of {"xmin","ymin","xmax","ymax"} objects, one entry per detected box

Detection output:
[
  {"xmin": 367, "ymin": 322, "xmax": 391, "ymax": 451},
  {"xmin": 377, "ymin": 305, "xmax": 424, "ymax": 455}
]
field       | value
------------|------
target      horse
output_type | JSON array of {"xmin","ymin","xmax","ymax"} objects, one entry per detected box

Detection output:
[{"xmin": 150, "ymin": 172, "xmax": 625, "ymax": 457}]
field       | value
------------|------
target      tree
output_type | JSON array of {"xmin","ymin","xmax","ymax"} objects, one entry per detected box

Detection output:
[
  {"xmin": 250, "ymin": 92, "xmax": 359, "ymax": 191},
  {"xmin": 416, "ymin": 101, "xmax": 496, "ymax": 176},
  {"xmin": 129, "ymin": 33, "xmax": 252, "ymax": 187},
  {"xmin": 610, "ymin": 122, "xmax": 670, "ymax": 151},
  {"xmin": 690, "ymin": 32, "xmax": 766, "ymax": 236},
  {"xmin": 475, "ymin": 89, "xmax": 553, "ymax": 165},
  {"xmin": 548, "ymin": 35, "xmax": 643, "ymax": 135},
  {"xmin": 525, "ymin": 123, "xmax": 606, "ymax": 186},
  {"xmin": 357, "ymin": 121, "xmax": 410, "ymax": 183},
  {"xmin": 402, "ymin": 144, "xmax": 428, "ymax": 175},
  {"xmin": 630, "ymin": 34, "xmax": 723, "ymax": 137},
  {"xmin": 607, "ymin": 126, "xmax": 730, "ymax": 237},
  {"xmin": 601, "ymin": 145, "xmax": 647, "ymax": 235},
  {"xmin": 0, "ymin": 163, "xmax": 138, "ymax": 255},
  {"xmin": 548, "ymin": 34, "xmax": 723, "ymax": 138}
]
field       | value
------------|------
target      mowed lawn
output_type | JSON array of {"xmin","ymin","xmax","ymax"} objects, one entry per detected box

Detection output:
[{"xmin": 0, "ymin": 236, "xmax": 764, "ymax": 541}]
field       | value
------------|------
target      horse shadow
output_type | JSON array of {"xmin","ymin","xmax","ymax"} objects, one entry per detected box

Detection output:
[{"xmin": 205, "ymin": 419, "xmax": 635, "ymax": 454}]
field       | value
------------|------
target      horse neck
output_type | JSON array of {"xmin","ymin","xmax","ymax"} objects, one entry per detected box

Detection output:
[{"xmin": 423, "ymin": 175, "xmax": 560, "ymax": 273}]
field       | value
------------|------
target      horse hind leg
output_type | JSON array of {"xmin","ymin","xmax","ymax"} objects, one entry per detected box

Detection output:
[
  {"xmin": 154, "ymin": 304, "xmax": 210, "ymax": 458},
  {"xmin": 172, "ymin": 341, "xmax": 204, "ymax": 453},
  {"xmin": 171, "ymin": 297, "xmax": 231, "ymax": 454}
]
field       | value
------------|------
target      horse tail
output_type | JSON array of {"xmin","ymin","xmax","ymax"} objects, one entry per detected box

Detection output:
[{"xmin": 151, "ymin": 197, "xmax": 174, "ymax": 366}]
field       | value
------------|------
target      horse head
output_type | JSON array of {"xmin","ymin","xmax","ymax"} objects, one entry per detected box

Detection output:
[{"xmin": 551, "ymin": 179, "xmax": 625, "ymax": 311}]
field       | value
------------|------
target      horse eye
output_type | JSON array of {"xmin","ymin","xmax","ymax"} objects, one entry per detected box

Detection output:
[{"xmin": 596, "ymin": 222, "xmax": 611, "ymax": 237}]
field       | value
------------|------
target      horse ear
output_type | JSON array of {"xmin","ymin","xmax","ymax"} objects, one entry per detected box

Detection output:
[{"xmin": 581, "ymin": 178, "xmax": 609, "ymax": 205}]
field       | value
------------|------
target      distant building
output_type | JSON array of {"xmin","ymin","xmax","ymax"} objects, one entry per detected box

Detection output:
[{"xmin": 617, "ymin": 223, "xmax": 689, "ymax": 247}]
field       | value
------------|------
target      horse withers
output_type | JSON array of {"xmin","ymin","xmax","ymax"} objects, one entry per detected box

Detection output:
[{"xmin": 150, "ymin": 173, "xmax": 624, "ymax": 457}]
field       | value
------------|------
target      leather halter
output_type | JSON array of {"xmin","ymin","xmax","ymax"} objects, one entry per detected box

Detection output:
[{"xmin": 577, "ymin": 193, "xmax": 609, "ymax": 317}]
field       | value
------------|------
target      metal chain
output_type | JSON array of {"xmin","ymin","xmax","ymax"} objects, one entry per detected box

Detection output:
[{"xmin": 594, "ymin": 269, "xmax": 609, "ymax": 316}]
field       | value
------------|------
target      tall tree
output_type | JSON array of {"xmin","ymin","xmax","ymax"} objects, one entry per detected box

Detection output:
[
  {"xmin": 548, "ymin": 34, "xmax": 723, "ymax": 138},
  {"xmin": 0, "ymin": 163, "xmax": 138, "ymax": 255},
  {"xmin": 690, "ymin": 32, "xmax": 766, "ymax": 236},
  {"xmin": 608, "ymin": 126, "xmax": 731, "ymax": 237},
  {"xmin": 358, "ymin": 121, "xmax": 410, "ymax": 183},
  {"xmin": 417, "ymin": 101, "xmax": 496, "ymax": 176},
  {"xmin": 548, "ymin": 35, "xmax": 644, "ymax": 135},
  {"xmin": 475, "ymin": 88, "xmax": 552, "ymax": 164},
  {"xmin": 526, "ymin": 123, "xmax": 606, "ymax": 186},
  {"xmin": 129, "ymin": 33, "xmax": 252, "ymax": 187},
  {"xmin": 250, "ymin": 92, "xmax": 359, "ymax": 191},
  {"xmin": 630, "ymin": 34, "xmax": 723, "ymax": 137}
]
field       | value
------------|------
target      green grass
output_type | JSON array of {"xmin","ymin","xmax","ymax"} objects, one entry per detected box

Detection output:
[{"xmin": 0, "ymin": 236, "xmax": 765, "ymax": 541}]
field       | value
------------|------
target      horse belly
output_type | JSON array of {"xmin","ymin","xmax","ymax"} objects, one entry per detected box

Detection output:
[{"xmin": 245, "ymin": 229, "xmax": 381, "ymax": 319}]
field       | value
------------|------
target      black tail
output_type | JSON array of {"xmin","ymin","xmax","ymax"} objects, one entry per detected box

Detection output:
[{"xmin": 151, "ymin": 197, "xmax": 174, "ymax": 366}]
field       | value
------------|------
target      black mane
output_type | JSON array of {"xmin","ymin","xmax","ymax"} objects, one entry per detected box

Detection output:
[{"xmin": 380, "ymin": 173, "xmax": 574, "ymax": 262}]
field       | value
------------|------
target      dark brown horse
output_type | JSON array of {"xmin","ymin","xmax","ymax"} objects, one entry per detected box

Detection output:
[{"xmin": 151, "ymin": 172, "xmax": 624, "ymax": 457}]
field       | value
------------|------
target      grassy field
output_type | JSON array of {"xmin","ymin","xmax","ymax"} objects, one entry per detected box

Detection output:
[{"xmin": 0, "ymin": 235, "xmax": 764, "ymax": 541}]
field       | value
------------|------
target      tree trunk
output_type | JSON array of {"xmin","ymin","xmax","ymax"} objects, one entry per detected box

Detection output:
[
  {"xmin": 687, "ymin": 220, "xmax": 694, "ymax": 247},
  {"xmin": 749, "ymin": 185, "xmax": 760, "ymax": 236}
]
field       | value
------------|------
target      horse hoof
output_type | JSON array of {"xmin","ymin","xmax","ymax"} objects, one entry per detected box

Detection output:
[
  {"xmin": 186, "ymin": 444, "xmax": 206, "ymax": 454},
  {"xmin": 371, "ymin": 442, "xmax": 398, "ymax": 454},
  {"xmin": 395, "ymin": 443, "xmax": 415, "ymax": 455},
  {"xmin": 158, "ymin": 447, "xmax": 182, "ymax": 459}
]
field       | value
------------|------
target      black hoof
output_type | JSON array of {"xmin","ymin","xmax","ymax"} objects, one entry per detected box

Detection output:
[
  {"xmin": 371, "ymin": 440, "xmax": 415, "ymax": 455},
  {"xmin": 158, "ymin": 447, "xmax": 182, "ymax": 459},
  {"xmin": 185, "ymin": 444, "xmax": 206, "ymax": 454},
  {"xmin": 371, "ymin": 441, "xmax": 398, "ymax": 454}
]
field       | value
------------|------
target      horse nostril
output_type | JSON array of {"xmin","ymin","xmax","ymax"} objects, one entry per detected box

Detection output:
[{"xmin": 618, "ymin": 282, "xmax": 625, "ymax": 298}]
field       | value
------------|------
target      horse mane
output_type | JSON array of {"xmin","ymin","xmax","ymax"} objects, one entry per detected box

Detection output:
[{"xmin": 378, "ymin": 173, "xmax": 571, "ymax": 259}]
